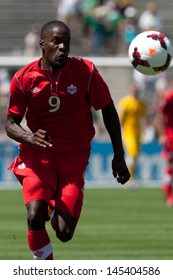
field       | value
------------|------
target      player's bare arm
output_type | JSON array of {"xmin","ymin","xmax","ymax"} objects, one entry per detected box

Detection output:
[
  {"xmin": 5, "ymin": 114, "xmax": 52, "ymax": 148},
  {"xmin": 101, "ymin": 99, "xmax": 130, "ymax": 184}
]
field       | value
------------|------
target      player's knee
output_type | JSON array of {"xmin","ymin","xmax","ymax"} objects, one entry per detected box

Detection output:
[
  {"xmin": 56, "ymin": 228, "xmax": 74, "ymax": 243},
  {"xmin": 53, "ymin": 209, "xmax": 78, "ymax": 242},
  {"xmin": 28, "ymin": 210, "xmax": 45, "ymax": 230},
  {"xmin": 27, "ymin": 202, "xmax": 47, "ymax": 230}
]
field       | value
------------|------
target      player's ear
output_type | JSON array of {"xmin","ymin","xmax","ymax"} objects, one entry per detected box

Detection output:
[{"xmin": 39, "ymin": 39, "xmax": 45, "ymax": 50}]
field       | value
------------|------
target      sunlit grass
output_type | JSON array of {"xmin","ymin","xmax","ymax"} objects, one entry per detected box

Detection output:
[{"xmin": 0, "ymin": 188, "xmax": 173, "ymax": 260}]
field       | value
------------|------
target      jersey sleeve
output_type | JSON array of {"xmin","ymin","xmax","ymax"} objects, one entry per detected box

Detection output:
[
  {"xmin": 7, "ymin": 74, "xmax": 27, "ymax": 117},
  {"xmin": 88, "ymin": 65, "xmax": 111, "ymax": 110}
]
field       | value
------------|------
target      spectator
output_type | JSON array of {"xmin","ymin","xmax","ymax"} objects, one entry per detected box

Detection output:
[
  {"xmin": 52, "ymin": 0, "xmax": 83, "ymax": 53},
  {"xmin": 138, "ymin": 2, "xmax": 163, "ymax": 32},
  {"xmin": 122, "ymin": 5, "xmax": 138, "ymax": 50},
  {"xmin": 23, "ymin": 23, "xmax": 41, "ymax": 56},
  {"xmin": 116, "ymin": 0, "xmax": 135, "ymax": 16},
  {"xmin": 86, "ymin": 4, "xmax": 112, "ymax": 56},
  {"xmin": 84, "ymin": 1, "xmax": 123, "ymax": 55},
  {"xmin": 80, "ymin": 0, "xmax": 99, "ymax": 54}
]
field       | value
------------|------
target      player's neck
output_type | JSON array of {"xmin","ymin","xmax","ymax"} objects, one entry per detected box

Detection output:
[{"xmin": 40, "ymin": 58, "xmax": 63, "ymax": 74}]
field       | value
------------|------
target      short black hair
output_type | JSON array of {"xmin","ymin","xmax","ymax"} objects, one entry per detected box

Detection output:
[{"xmin": 40, "ymin": 20, "xmax": 71, "ymax": 39}]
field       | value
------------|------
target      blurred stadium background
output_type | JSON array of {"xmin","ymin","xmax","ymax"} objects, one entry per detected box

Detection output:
[{"xmin": 1, "ymin": 0, "xmax": 173, "ymax": 261}]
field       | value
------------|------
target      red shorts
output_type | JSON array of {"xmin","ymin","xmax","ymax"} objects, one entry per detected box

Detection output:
[{"xmin": 8, "ymin": 148, "xmax": 90, "ymax": 218}]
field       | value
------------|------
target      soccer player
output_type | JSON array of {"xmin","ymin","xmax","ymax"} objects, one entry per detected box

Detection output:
[
  {"xmin": 118, "ymin": 82, "xmax": 148, "ymax": 187},
  {"xmin": 154, "ymin": 87, "xmax": 173, "ymax": 207},
  {"xmin": 5, "ymin": 20, "xmax": 130, "ymax": 260}
]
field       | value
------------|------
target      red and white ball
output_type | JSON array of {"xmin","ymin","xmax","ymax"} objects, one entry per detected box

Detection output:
[{"xmin": 128, "ymin": 31, "xmax": 173, "ymax": 75}]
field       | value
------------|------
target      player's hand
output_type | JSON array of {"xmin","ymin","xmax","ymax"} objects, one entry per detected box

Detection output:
[
  {"xmin": 30, "ymin": 129, "xmax": 52, "ymax": 148},
  {"xmin": 112, "ymin": 156, "xmax": 131, "ymax": 184}
]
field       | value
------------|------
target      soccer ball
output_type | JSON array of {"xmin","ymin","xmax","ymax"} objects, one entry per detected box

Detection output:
[{"xmin": 128, "ymin": 31, "xmax": 173, "ymax": 75}]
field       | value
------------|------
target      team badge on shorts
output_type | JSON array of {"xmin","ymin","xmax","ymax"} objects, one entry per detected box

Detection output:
[{"xmin": 18, "ymin": 162, "xmax": 26, "ymax": 169}]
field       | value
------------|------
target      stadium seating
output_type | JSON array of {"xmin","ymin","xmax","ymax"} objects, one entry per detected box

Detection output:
[
  {"xmin": 0, "ymin": 0, "xmax": 173, "ymax": 55},
  {"xmin": 0, "ymin": 0, "xmax": 55, "ymax": 54}
]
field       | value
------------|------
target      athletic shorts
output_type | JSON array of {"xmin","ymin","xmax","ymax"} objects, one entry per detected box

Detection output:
[{"xmin": 8, "ymin": 148, "xmax": 90, "ymax": 218}]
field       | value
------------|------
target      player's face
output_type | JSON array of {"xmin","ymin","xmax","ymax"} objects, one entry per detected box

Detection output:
[{"xmin": 40, "ymin": 26, "xmax": 71, "ymax": 69}]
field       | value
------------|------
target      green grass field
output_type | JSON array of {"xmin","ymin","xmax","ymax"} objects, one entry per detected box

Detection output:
[{"xmin": 0, "ymin": 187, "xmax": 173, "ymax": 260}]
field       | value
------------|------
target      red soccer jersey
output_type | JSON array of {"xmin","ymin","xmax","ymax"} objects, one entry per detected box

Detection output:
[
  {"xmin": 159, "ymin": 90, "xmax": 173, "ymax": 151},
  {"xmin": 8, "ymin": 57, "xmax": 111, "ymax": 153}
]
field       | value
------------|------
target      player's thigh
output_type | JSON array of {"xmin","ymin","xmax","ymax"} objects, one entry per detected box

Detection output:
[
  {"xmin": 56, "ymin": 149, "xmax": 90, "ymax": 219},
  {"xmin": 16, "ymin": 174, "xmax": 54, "ymax": 205}
]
